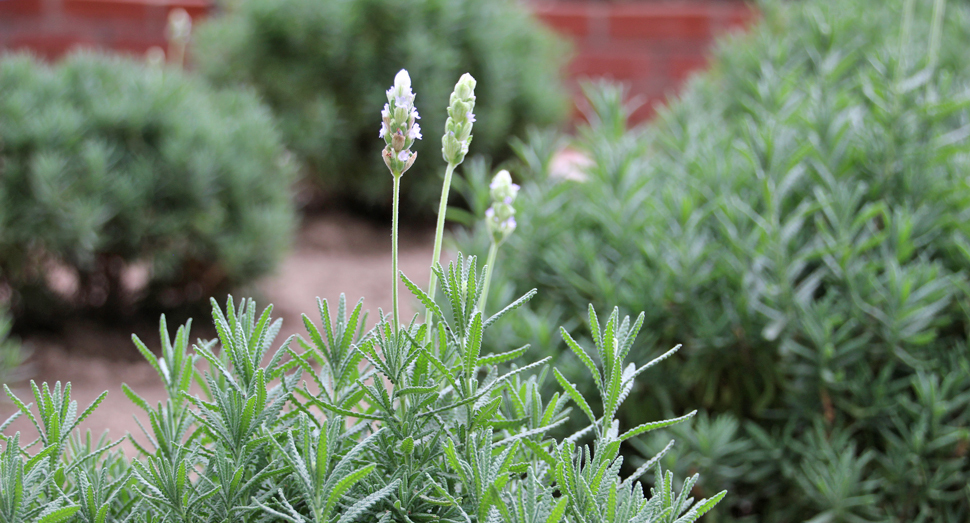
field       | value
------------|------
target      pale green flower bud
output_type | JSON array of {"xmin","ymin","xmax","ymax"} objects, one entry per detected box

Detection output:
[
  {"xmin": 489, "ymin": 169, "xmax": 519, "ymax": 204},
  {"xmin": 486, "ymin": 207, "xmax": 517, "ymax": 245},
  {"xmin": 167, "ymin": 8, "xmax": 192, "ymax": 43},
  {"xmin": 485, "ymin": 169, "xmax": 519, "ymax": 245},
  {"xmin": 455, "ymin": 73, "xmax": 476, "ymax": 99},
  {"xmin": 441, "ymin": 73, "xmax": 477, "ymax": 165},
  {"xmin": 455, "ymin": 121, "xmax": 472, "ymax": 142},
  {"xmin": 448, "ymin": 100, "xmax": 470, "ymax": 121},
  {"xmin": 145, "ymin": 46, "xmax": 166, "ymax": 68},
  {"xmin": 442, "ymin": 132, "xmax": 463, "ymax": 165}
]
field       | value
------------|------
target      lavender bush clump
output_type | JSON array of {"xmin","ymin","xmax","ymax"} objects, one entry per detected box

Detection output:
[
  {"xmin": 0, "ymin": 51, "xmax": 297, "ymax": 323},
  {"xmin": 0, "ymin": 69, "xmax": 722, "ymax": 523},
  {"xmin": 455, "ymin": 0, "xmax": 970, "ymax": 520}
]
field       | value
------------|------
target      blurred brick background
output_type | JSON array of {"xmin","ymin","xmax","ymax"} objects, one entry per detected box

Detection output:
[
  {"xmin": 0, "ymin": 0, "xmax": 756, "ymax": 122},
  {"xmin": 534, "ymin": 1, "xmax": 757, "ymax": 120},
  {"xmin": 0, "ymin": 0, "xmax": 208, "ymax": 57}
]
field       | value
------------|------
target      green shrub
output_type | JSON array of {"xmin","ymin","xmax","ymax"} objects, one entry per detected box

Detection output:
[
  {"xmin": 0, "ymin": 52, "xmax": 297, "ymax": 322},
  {"xmin": 455, "ymin": 0, "xmax": 970, "ymax": 520},
  {"xmin": 0, "ymin": 70, "xmax": 722, "ymax": 523},
  {"xmin": 193, "ymin": 0, "xmax": 570, "ymax": 213}
]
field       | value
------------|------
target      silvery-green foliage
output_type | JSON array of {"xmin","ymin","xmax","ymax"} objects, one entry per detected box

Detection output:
[
  {"xmin": 454, "ymin": 0, "xmax": 970, "ymax": 520},
  {"xmin": 0, "ymin": 281, "xmax": 720, "ymax": 522}
]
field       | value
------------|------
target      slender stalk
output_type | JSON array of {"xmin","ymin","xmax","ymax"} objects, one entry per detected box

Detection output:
[
  {"xmin": 425, "ymin": 162, "xmax": 457, "ymax": 331},
  {"xmin": 392, "ymin": 173, "xmax": 402, "ymax": 341},
  {"xmin": 478, "ymin": 242, "xmax": 499, "ymax": 315}
]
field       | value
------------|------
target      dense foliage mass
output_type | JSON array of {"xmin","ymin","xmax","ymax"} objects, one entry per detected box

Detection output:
[
  {"xmin": 0, "ymin": 292, "xmax": 723, "ymax": 523},
  {"xmin": 456, "ymin": 0, "xmax": 970, "ymax": 520},
  {"xmin": 0, "ymin": 52, "xmax": 297, "ymax": 323},
  {"xmin": 193, "ymin": 0, "xmax": 570, "ymax": 212}
]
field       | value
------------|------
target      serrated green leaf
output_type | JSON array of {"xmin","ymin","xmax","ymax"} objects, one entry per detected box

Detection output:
[{"xmin": 553, "ymin": 368, "xmax": 596, "ymax": 426}]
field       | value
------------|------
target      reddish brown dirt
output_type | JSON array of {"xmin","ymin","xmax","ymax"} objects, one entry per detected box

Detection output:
[{"xmin": 0, "ymin": 212, "xmax": 439, "ymax": 447}]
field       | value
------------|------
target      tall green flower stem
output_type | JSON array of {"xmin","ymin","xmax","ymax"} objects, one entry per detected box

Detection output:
[
  {"xmin": 425, "ymin": 163, "xmax": 456, "ymax": 325},
  {"xmin": 392, "ymin": 172, "xmax": 403, "ymax": 340},
  {"xmin": 477, "ymin": 241, "xmax": 499, "ymax": 315},
  {"xmin": 379, "ymin": 69, "xmax": 422, "ymax": 339},
  {"xmin": 424, "ymin": 74, "xmax": 477, "ymax": 336},
  {"xmin": 478, "ymin": 169, "xmax": 519, "ymax": 315}
]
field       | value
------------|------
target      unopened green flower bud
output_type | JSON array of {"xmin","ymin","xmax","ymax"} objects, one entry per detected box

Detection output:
[
  {"xmin": 441, "ymin": 73, "xmax": 477, "ymax": 165},
  {"xmin": 458, "ymin": 122, "xmax": 473, "ymax": 142},
  {"xmin": 448, "ymin": 100, "xmax": 470, "ymax": 121},
  {"xmin": 442, "ymin": 132, "xmax": 463, "ymax": 164},
  {"xmin": 455, "ymin": 73, "xmax": 476, "ymax": 100},
  {"xmin": 493, "ymin": 201, "xmax": 514, "ymax": 222},
  {"xmin": 394, "ymin": 105, "xmax": 408, "ymax": 123}
]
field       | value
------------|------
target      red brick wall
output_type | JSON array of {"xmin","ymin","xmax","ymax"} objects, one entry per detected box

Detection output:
[
  {"xmin": 534, "ymin": 1, "xmax": 758, "ymax": 121},
  {"xmin": 0, "ymin": 0, "xmax": 209, "ymax": 58},
  {"xmin": 0, "ymin": 0, "xmax": 757, "ymax": 122}
]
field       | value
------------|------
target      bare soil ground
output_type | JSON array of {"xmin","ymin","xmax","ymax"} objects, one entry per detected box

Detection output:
[{"xmin": 0, "ymin": 212, "xmax": 439, "ymax": 446}]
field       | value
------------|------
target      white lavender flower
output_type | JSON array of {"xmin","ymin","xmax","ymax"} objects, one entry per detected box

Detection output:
[
  {"xmin": 489, "ymin": 170, "xmax": 520, "ymax": 203},
  {"xmin": 486, "ymin": 169, "xmax": 519, "ymax": 244},
  {"xmin": 388, "ymin": 69, "xmax": 415, "ymax": 107},
  {"xmin": 381, "ymin": 69, "xmax": 421, "ymax": 177}
]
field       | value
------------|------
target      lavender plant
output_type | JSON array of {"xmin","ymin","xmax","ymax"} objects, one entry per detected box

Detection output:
[
  {"xmin": 0, "ymin": 51, "xmax": 296, "ymax": 323},
  {"xmin": 0, "ymin": 70, "xmax": 722, "ymax": 523},
  {"xmin": 455, "ymin": 0, "xmax": 970, "ymax": 520}
]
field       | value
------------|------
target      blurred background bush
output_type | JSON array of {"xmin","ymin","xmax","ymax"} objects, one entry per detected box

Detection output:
[
  {"xmin": 0, "ymin": 52, "xmax": 297, "ymax": 326},
  {"xmin": 192, "ymin": 0, "xmax": 571, "ymax": 214},
  {"xmin": 457, "ymin": 0, "xmax": 970, "ymax": 520},
  {"xmin": 0, "ymin": 307, "xmax": 26, "ymax": 388}
]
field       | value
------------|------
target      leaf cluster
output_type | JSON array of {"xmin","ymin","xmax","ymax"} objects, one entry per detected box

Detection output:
[
  {"xmin": 455, "ymin": 0, "xmax": 970, "ymax": 520},
  {"xmin": 0, "ymin": 259, "xmax": 722, "ymax": 521}
]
